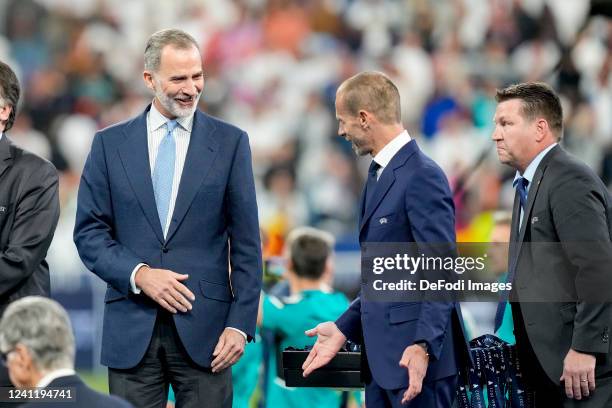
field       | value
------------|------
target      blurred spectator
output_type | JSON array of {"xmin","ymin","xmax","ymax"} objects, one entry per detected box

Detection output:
[
  {"xmin": 0, "ymin": 296, "xmax": 132, "ymax": 407},
  {"xmin": 257, "ymin": 227, "xmax": 359, "ymax": 408}
]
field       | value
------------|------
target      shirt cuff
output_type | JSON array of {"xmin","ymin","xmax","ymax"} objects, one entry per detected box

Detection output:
[
  {"xmin": 130, "ymin": 263, "xmax": 147, "ymax": 294},
  {"xmin": 226, "ymin": 327, "xmax": 247, "ymax": 340}
]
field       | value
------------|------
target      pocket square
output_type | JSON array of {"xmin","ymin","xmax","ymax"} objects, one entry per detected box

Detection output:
[
  {"xmin": 379, "ymin": 217, "xmax": 388, "ymax": 225},
  {"xmin": 0, "ymin": 206, "xmax": 6, "ymax": 213},
  {"xmin": 531, "ymin": 216, "xmax": 538, "ymax": 224}
]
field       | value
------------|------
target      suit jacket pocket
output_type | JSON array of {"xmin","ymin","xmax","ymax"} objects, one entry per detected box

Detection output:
[
  {"xmin": 389, "ymin": 303, "xmax": 421, "ymax": 324},
  {"xmin": 200, "ymin": 280, "xmax": 233, "ymax": 303},
  {"xmin": 104, "ymin": 286, "xmax": 126, "ymax": 303},
  {"xmin": 559, "ymin": 303, "xmax": 576, "ymax": 324}
]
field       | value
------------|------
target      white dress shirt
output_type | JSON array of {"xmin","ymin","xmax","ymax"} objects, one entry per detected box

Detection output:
[
  {"xmin": 129, "ymin": 103, "xmax": 246, "ymax": 340},
  {"xmin": 36, "ymin": 368, "xmax": 76, "ymax": 388},
  {"xmin": 130, "ymin": 103, "xmax": 192, "ymax": 294},
  {"xmin": 372, "ymin": 130, "xmax": 412, "ymax": 180},
  {"xmin": 513, "ymin": 143, "xmax": 557, "ymax": 226}
]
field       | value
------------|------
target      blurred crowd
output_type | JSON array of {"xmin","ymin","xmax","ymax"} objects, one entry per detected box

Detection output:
[{"xmin": 0, "ymin": 0, "xmax": 610, "ymax": 304}]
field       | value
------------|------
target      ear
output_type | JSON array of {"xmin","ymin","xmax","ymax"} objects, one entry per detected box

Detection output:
[
  {"xmin": 0, "ymin": 104, "xmax": 12, "ymax": 124},
  {"xmin": 12, "ymin": 344, "xmax": 32, "ymax": 369},
  {"xmin": 359, "ymin": 110, "xmax": 369, "ymax": 128},
  {"xmin": 285, "ymin": 258, "xmax": 294, "ymax": 274},
  {"xmin": 322, "ymin": 257, "xmax": 334, "ymax": 285},
  {"xmin": 534, "ymin": 118, "xmax": 549, "ymax": 142},
  {"xmin": 143, "ymin": 71, "xmax": 156, "ymax": 91}
]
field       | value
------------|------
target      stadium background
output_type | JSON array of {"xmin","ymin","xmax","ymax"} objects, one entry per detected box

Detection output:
[{"xmin": 0, "ymin": 0, "xmax": 609, "ymax": 399}]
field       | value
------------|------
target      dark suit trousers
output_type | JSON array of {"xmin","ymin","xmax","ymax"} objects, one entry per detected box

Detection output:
[
  {"xmin": 512, "ymin": 302, "xmax": 564, "ymax": 406},
  {"xmin": 512, "ymin": 303, "xmax": 612, "ymax": 407},
  {"xmin": 108, "ymin": 310, "xmax": 231, "ymax": 408},
  {"xmin": 364, "ymin": 374, "xmax": 457, "ymax": 408}
]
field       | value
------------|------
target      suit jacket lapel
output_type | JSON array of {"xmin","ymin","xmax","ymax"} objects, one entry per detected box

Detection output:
[
  {"xmin": 117, "ymin": 106, "xmax": 165, "ymax": 244},
  {"xmin": 508, "ymin": 191, "xmax": 521, "ymax": 271},
  {"xmin": 509, "ymin": 145, "xmax": 559, "ymax": 273},
  {"xmin": 516, "ymin": 167, "xmax": 545, "ymax": 244},
  {"xmin": 359, "ymin": 140, "xmax": 419, "ymax": 234},
  {"xmin": 0, "ymin": 136, "xmax": 13, "ymax": 179},
  {"xmin": 165, "ymin": 111, "xmax": 218, "ymax": 243},
  {"xmin": 358, "ymin": 183, "xmax": 367, "ymax": 226}
]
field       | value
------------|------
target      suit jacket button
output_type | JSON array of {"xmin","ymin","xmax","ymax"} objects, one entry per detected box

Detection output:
[{"xmin": 162, "ymin": 247, "xmax": 168, "ymax": 253}]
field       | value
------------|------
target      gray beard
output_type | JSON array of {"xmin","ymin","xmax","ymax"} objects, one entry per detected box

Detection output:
[{"xmin": 155, "ymin": 87, "xmax": 201, "ymax": 118}]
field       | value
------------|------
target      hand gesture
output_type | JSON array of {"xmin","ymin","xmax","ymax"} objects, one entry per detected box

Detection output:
[
  {"xmin": 302, "ymin": 322, "xmax": 346, "ymax": 377},
  {"xmin": 400, "ymin": 344, "xmax": 430, "ymax": 404}
]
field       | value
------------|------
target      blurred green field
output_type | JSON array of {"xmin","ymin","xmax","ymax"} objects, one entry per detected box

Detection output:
[{"xmin": 77, "ymin": 371, "xmax": 108, "ymax": 394}]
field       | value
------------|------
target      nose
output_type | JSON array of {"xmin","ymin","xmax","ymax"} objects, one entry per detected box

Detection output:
[
  {"xmin": 182, "ymin": 79, "xmax": 199, "ymax": 96},
  {"xmin": 491, "ymin": 126, "xmax": 501, "ymax": 141}
]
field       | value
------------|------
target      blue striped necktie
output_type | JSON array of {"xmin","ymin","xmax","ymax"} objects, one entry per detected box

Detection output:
[
  {"xmin": 494, "ymin": 176, "xmax": 530, "ymax": 332},
  {"xmin": 514, "ymin": 177, "xmax": 529, "ymax": 209},
  {"xmin": 152, "ymin": 120, "xmax": 178, "ymax": 234}
]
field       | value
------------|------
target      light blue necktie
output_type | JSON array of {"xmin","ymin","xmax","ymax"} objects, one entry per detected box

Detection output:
[{"xmin": 152, "ymin": 120, "xmax": 178, "ymax": 235}]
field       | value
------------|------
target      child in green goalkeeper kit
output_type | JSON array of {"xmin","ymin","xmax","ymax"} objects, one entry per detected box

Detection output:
[{"xmin": 259, "ymin": 227, "xmax": 361, "ymax": 408}]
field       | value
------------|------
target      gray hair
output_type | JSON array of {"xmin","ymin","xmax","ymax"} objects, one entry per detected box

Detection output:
[
  {"xmin": 0, "ymin": 297, "xmax": 75, "ymax": 371},
  {"xmin": 144, "ymin": 29, "xmax": 200, "ymax": 72}
]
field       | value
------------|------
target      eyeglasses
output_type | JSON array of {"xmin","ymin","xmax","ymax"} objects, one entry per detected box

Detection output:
[{"xmin": 0, "ymin": 349, "xmax": 14, "ymax": 366}]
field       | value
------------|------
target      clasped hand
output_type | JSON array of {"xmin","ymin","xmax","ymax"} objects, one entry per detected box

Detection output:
[
  {"xmin": 135, "ymin": 266, "xmax": 195, "ymax": 313},
  {"xmin": 135, "ymin": 267, "xmax": 245, "ymax": 372}
]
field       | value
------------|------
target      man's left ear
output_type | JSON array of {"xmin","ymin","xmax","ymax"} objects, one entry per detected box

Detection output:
[{"xmin": 534, "ymin": 118, "xmax": 549, "ymax": 142}]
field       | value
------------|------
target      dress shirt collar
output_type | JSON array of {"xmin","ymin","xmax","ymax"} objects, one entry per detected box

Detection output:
[
  {"xmin": 513, "ymin": 142, "xmax": 557, "ymax": 187},
  {"xmin": 372, "ymin": 130, "xmax": 411, "ymax": 169},
  {"xmin": 36, "ymin": 368, "xmax": 76, "ymax": 388},
  {"xmin": 149, "ymin": 101, "xmax": 194, "ymax": 132}
]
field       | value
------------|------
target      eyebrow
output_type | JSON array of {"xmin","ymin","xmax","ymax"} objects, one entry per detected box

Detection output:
[{"xmin": 169, "ymin": 71, "xmax": 204, "ymax": 81}]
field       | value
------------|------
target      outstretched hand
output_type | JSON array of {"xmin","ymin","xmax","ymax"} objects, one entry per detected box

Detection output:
[{"xmin": 302, "ymin": 321, "xmax": 346, "ymax": 377}]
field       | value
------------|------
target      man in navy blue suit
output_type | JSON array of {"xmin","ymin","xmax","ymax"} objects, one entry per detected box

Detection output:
[
  {"xmin": 74, "ymin": 29, "xmax": 262, "ymax": 408},
  {"xmin": 303, "ymin": 72, "xmax": 468, "ymax": 407}
]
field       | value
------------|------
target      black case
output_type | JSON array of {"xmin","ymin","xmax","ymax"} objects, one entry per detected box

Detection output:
[{"xmin": 282, "ymin": 349, "xmax": 364, "ymax": 388}]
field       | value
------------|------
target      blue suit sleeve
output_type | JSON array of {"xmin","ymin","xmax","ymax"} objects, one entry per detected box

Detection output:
[
  {"xmin": 73, "ymin": 132, "xmax": 143, "ymax": 295},
  {"xmin": 406, "ymin": 163, "xmax": 456, "ymax": 360},
  {"xmin": 335, "ymin": 296, "xmax": 362, "ymax": 343},
  {"xmin": 225, "ymin": 132, "xmax": 263, "ymax": 341}
]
